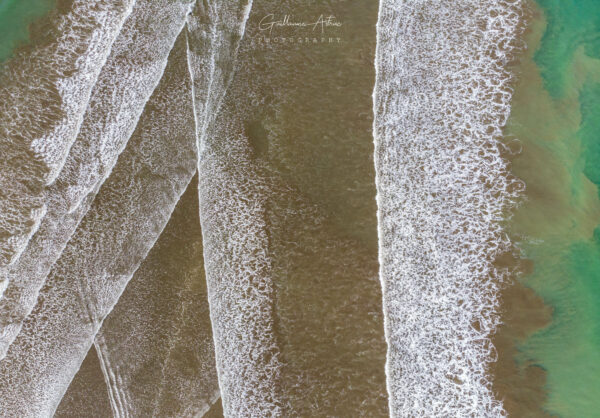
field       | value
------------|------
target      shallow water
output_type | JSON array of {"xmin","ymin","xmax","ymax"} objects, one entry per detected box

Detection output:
[
  {"xmin": 0, "ymin": 30, "xmax": 198, "ymax": 416},
  {"xmin": 0, "ymin": 0, "xmax": 54, "ymax": 62},
  {"xmin": 58, "ymin": 176, "xmax": 219, "ymax": 416},
  {"xmin": 0, "ymin": 0, "xmax": 194, "ymax": 362},
  {"xmin": 508, "ymin": 0, "xmax": 600, "ymax": 416},
  {"xmin": 194, "ymin": 1, "xmax": 387, "ymax": 415}
]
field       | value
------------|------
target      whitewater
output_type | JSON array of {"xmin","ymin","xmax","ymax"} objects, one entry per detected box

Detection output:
[
  {"xmin": 0, "ymin": 0, "xmax": 535, "ymax": 415},
  {"xmin": 373, "ymin": 0, "xmax": 524, "ymax": 416},
  {"xmin": 0, "ymin": 31, "xmax": 198, "ymax": 416},
  {"xmin": 0, "ymin": 1, "xmax": 257, "ymax": 415},
  {"xmin": 0, "ymin": 0, "xmax": 134, "ymax": 270},
  {"xmin": 186, "ymin": 2, "xmax": 287, "ymax": 416},
  {"xmin": 0, "ymin": 0, "xmax": 196, "ymax": 361}
]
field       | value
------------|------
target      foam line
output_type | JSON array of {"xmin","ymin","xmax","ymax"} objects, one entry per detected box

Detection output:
[
  {"xmin": 186, "ymin": 4, "xmax": 284, "ymax": 416},
  {"xmin": 186, "ymin": 0, "xmax": 252, "ymax": 154},
  {"xmin": 197, "ymin": 125, "xmax": 283, "ymax": 417}
]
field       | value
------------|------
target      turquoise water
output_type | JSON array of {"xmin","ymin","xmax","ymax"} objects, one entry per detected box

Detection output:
[
  {"xmin": 0, "ymin": 0, "xmax": 54, "ymax": 62},
  {"xmin": 510, "ymin": 0, "xmax": 600, "ymax": 416}
]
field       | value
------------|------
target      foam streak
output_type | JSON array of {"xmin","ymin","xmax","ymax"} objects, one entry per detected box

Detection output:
[
  {"xmin": 0, "ymin": 32, "xmax": 197, "ymax": 417},
  {"xmin": 0, "ymin": 0, "xmax": 135, "ymax": 268},
  {"xmin": 186, "ymin": 2, "xmax": 286, "ymax": 415},
  {"xmin": 0, "ymin": 0, "xmax": 195, "ymax": 360}
]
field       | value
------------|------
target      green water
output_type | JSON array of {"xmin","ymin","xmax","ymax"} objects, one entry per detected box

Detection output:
[
  {"xmin": 0, "ymin": 0, "xmax": 54, "ymax": 62},
  {"xmin": 510, "ymin": 0, "xmax": 600, "ymax": 416}
]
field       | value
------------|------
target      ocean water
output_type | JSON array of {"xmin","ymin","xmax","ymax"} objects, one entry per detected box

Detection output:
[
  {"xmin": 0, "ymin": 0, "xmax": 54, "ymax": 62},
  {"xmin": 58, "ymin": 176, "xmax": 219, "ymax": 417},
  {"xmin": 192, "ymin": 1, "xmax": 387, "ymax": 416},
  {"xmin": 508, "ymin": 0, "xmax": 600, "ymax": 416},
  {"xmin": 0, "ymin": 0, "xmax": 134, "ymax": 302},
  {"xmin": 0, "ymin": 1, "xmax": 386, "ymax": 415},
  {"xmin": 7, "ymin": 0, "xmax": 600, "ymax": 416},
  {"xmin": 54, "ymin": 346, "xmax": 114, "ymax": 417}
]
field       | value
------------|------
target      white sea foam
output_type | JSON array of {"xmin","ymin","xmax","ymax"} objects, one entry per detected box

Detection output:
[
  {"xmin": 90, "ymin": 178, "xmax": 219, "ymax": 417},
  {"xmin": 0, "ymin": 0, "xmax": 195, "ymax": 360},
  {"xmin": 197, "ymin": 132, "xmax": 283, "ymax": 417},
  {"xmin": 0, "ymin": 0, "xmax": 134, "ymax": 269},
  {"xmin": 29, "ymin": 0, "xmax": 137, "ymax": 181},
  {"xmin": 0, "ymin": 33, "xmax": 197, "ymax": 417},
  {"xmin": 187, "ymin": 2, "xmax": 286, "ymax": 416},
  {"xmin": 373, "ymin": 0, "xmax": 524, "ymax": 416},
  {"xmin": 186, "ymin": 0, "xmax": 252, "ymax": 153}
]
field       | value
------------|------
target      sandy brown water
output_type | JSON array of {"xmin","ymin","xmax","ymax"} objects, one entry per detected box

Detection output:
[
  {"xmin": 57, "ymin": 174, "xmax": 218, "ymax": 416},
  {"xmin": 185, "ymin": 0, "xmax": 387, "ymax": 414},
  {"xmin": 55, "ymin": 346, "xmax": 114, "ymax": 417},
  {"xmin": 3, "ymin": 0, "xmax": 559, "ymax": 416},
  {"xmin": 236, "ymin": 1, "xmax": 387, "ymax": 415},
  {"xmin": 490, "ymin": 3, "xmax": 558, "ymax": 416}
]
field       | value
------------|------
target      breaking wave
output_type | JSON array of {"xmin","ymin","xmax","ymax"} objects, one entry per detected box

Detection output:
[
  {"xmin": 0, "ymin": 0, "xmax": 134, "ymax": 269},
  {"xmin": 0, "ymin": 32, "xmax": 197, "ymax": 417},
  {"xmin": 373, "ymin": 0, "xmax": 524, "ymax": 415},
  {"xmin": 0, "ymin": 0, "xmax": 195, "ymax": 360}
]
